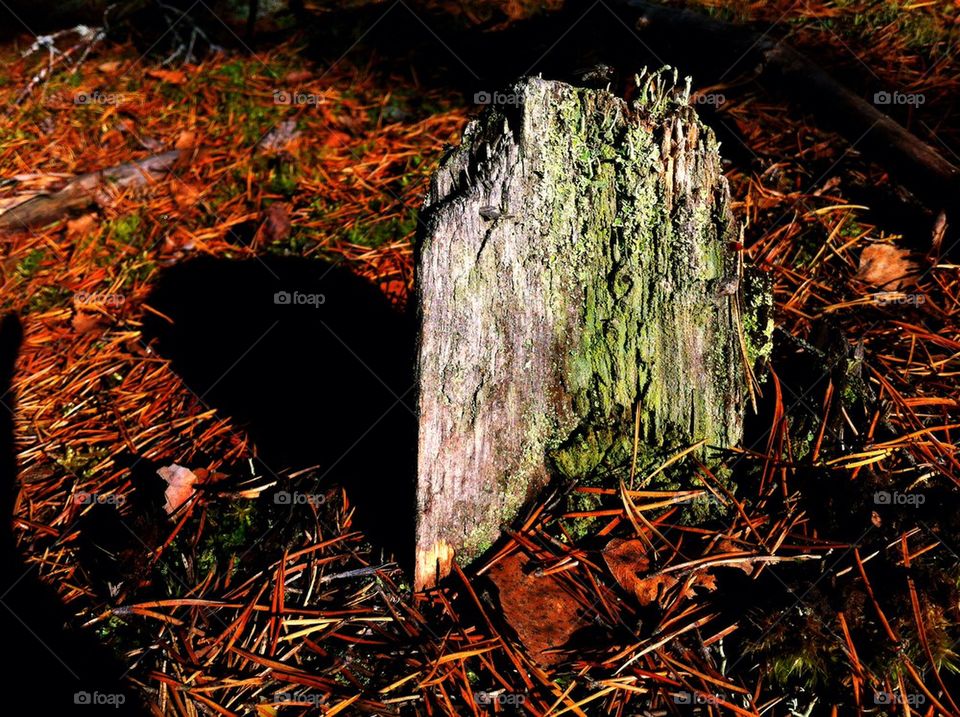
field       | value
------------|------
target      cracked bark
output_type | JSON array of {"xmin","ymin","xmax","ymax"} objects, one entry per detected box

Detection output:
[{"xmin": 414, "ymin": 76, "xmax": 767, "ymax": 590}]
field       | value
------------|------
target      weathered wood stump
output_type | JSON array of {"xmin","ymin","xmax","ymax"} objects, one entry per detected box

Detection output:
[{"xmin": 414, "ymin": 74, "xmax": 767, "ymax": 590}]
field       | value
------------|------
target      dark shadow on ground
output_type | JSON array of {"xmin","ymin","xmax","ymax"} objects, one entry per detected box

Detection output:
[
  {"xmin": 141, "ymin": 255, "xmax": 418, "ymax": 568},
  {"xmin": 0, "ymin": 314, "xmax": 149, "ymax": 714}
]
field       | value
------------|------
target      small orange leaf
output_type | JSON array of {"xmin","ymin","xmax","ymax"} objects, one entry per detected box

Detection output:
[
  {"xmin": 72, "ymin": 311, "xmax": 106, "ymax": 334},
  {"xmin": 856, "ymin": 244, "xmax": 917, "ymax": 290},
  {"xmin": 262, "ymin": 203, "xmax": 291, "ymax": 244},
  {"xmin": 147, "ymin": 68, "xmax": 187, "ymax": 85},
  {"xmin": 158, "ymin": 464, "xmax": 199, "ymax": 515},
  {"xmin": 284, "ymin": 70, "xmax": 313, "ymax": 83},
  {"xmin": 174, "ymin": 130, "xmax": 197, "ymax": 150},
  {"xmin": 66, "ymin": 214, "xmax": 98, "ymax": 240}
]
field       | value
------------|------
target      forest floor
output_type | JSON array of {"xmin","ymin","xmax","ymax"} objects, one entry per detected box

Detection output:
[{"xmin": 0, "ymin": 0, "xmax": 958, "ymax": 715}]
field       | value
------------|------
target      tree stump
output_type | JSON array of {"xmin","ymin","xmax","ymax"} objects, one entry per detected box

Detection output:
[{"xmin": 414, "ymin": 74, "xmax": 768, "ymax": 590}]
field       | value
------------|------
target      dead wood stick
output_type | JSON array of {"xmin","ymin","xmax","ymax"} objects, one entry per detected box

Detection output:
[{"xmin": 0, "ymin": 150, "xmax": 184, "ymax": 232}]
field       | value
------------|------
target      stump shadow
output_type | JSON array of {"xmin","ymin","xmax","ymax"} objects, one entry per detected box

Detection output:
[
  {"xmin": 140, "ymin": 255, "xmax": 418, "ymax": 567},
  {"xmin": 0, "ymin": 314, "xmax": 149, "ymax": 714}
]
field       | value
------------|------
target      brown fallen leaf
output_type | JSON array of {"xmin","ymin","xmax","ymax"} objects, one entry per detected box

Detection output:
[
  {"xmin": 262, "ymin": 203, "xmax": 292, "ymax": 244},
  {"xmin": 174, "ymin": 130, "xmax": 197, "ymax": 150},
  {"xmin": 158, "ymin": 464, "xmax": 199, "ymax": 515},
  {"xmin": 691, "ymin": 570, "xmax": 717, "ymax": 593},
  {"xmin": 172, "ymin": 180, "xmax": 202, "ymax": 208},
  {"xmin": 322, "ymin": 130, "xmax": 352, "ymax": 149},
  {"xmin": 603, "ymin": 538, "xmax": 716, "ymax": 606},
  {"xmin": 856, "ymin": 244, "xmax": 917, "ymax": 290},
  {"xmin": 66, "ymin": 213, "xmax": 98, "ymax": 240},
  {"xmin": 72, "ymin": 311, "xmax": 107, "ymax": 334},
  {"xmin": 147, "ymin": 68, "xmax": 187, "ymax": 85},
  {"xmin": 284, "ymin": 69, "xmax": 312, "ymax": 83},
  {"xmin": 486, "ymin": 552, "xmax": 587, "ymax": 665},
  {"xmin": 631, "ymin": 571, "xmax": 678, "ymax": 606},
  {"xmin": 602, "ymin": 538, "xmax": 650, "ymax": 587},
  {"xmin": 716, "ymin": 539, "xmax": 755, "ymax": 575},
  {"xmin": 97, "ymin": 60, "xmax": 121, "ymax": 74}
]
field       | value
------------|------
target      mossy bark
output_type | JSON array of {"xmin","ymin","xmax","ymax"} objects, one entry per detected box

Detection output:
[{"xmin": 414, "ymin": 76, "xmax": 762, "ymax": 590}]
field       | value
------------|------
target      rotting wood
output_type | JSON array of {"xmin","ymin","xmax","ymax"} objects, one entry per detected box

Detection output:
[
  {"xmin": 414, "ymin": 73, "xmax": 771, "ymax": 590},
  {"xmin": 0, "ymin": 149, "xmax": 184, "ymax": 232}
]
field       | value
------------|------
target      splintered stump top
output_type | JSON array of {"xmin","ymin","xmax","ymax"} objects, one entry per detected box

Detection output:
[{"xmin": 414, "ymin": 75, "xmax": 765, "ymax": 590}]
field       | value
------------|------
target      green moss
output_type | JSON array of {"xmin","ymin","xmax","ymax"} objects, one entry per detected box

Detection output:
[
  {"xmin": 534, "ymin": 74, "xmax": 751, "ymax": 490},
  {"xmin": 743, "ymin": 267, "xmax": 774, "ymax": 367},
  {"xmin": 342, "ymin": 214, "xmax": 416, "ymax": 248},
  {"xmin": 28, "ymin": 285, "xmax": 72, "ymax": 312},
  {"xmin": 268, "ymin": 162, "xmax": 300, "ymax": 198},
  {"xmin": 830, "ymin": 0, "xmax": 947, "ymax": 56},
  {"xmin": 16, "ymin": 248, "xmax": 46, "ymax": 279},
  {"xmin": 55, "ymin": 445, "xmax": 109, "ymax": 478},
  {"xmin": 108, "ymin": 213, "xmax": 143, "ymax": 246},
  {"xmin": 216, "ymin": 59, "xmax": 254, "ymax": 87},
  {"xmin": 422, "ymin": 74, "xmax": 765, "ymax": 565},
  {"xmin": 95, "ymin": 614, "xmax": 128, "ymax": 641}
]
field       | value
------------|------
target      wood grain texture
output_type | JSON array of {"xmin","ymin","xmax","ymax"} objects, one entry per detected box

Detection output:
[{"xmin": 415, "ymin": 76, "xmax": 762, "ymax": 590}]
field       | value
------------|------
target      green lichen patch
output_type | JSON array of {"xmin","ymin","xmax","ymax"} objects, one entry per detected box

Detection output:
[{"xmin": 417, "ymin": 73, "xmax": 770, "ymax": 578}]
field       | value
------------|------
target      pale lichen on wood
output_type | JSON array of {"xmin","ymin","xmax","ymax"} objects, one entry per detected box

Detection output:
[{"xmin": 414, "ymin": 73, "xmax": 767, "ymax": 590}]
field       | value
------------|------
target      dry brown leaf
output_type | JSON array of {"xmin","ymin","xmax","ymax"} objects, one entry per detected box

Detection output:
[
  {"xmin": 715, "ymin": 539, "xmax": 758, "ymax": 575},
  {"xmin": 604, "ymin": 538, "xmax": 719, "ymax": 606},
  {"xmin": 66, "ymin": 213, "xmax": 98, "ymax": 240},
  {"xmin": 147, "ymin": 68, "xmax": 187, "ymax": 84},
  {"xmin": 72, "ymin": 311, "xmax": 107, "ymax": 334},
  {"xmin": 262, "ymin": 203, "xmax": 292, "ymax": 244},
  {"xmin": 97, "ymin": 61, "xmax": 121, "ymax": 74},
  {"xmin": 284, "ymin": 70, "xmax": 313, "ymax": 83},
  {"xmin": 856, "ymin": 244, "xmax": 917, "ymax": 290},
  {"xmin": 603, "ymin": 538, "xmax": 672, "ymax": 606},
  {"xmin": 323, "ymin": 131, "xmax": 352, "ymax": 149},
  {"xmin": 602, "ymin": 538, "xmax": 649, "ymax": 586},
  {"xmin": 632, "ymin": 572, "xmax": 678, "ymax": 606},
  {"xmin": 174, "ymin": 130, "xmax": 197, "ymax": 150},
  {"xmin": 172, "ymin": 180, "xmax": 202, "ymax": 207},
  {"xmin": 158, "ymin": 464, "xmax": 199, "ymax": 515},
  {"xmin": 487, "ymin": 552, "xmax": 586, "ymax": 665}
]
